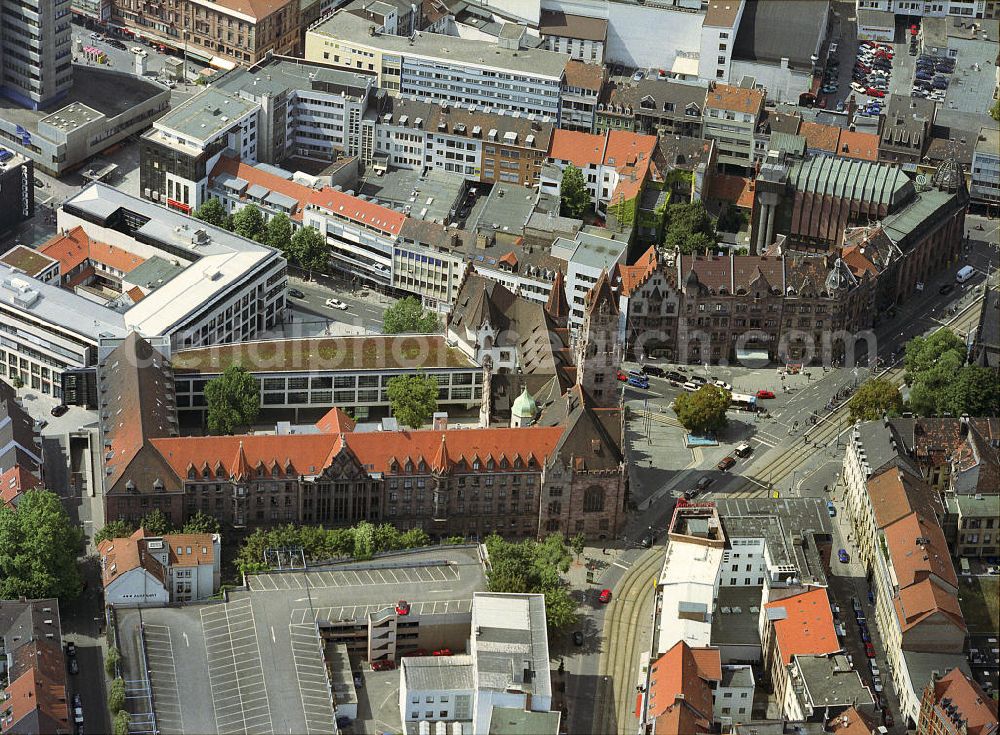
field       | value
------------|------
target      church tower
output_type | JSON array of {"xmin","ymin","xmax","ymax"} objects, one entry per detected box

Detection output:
[{"xmin": 575, "ymin": 270, "xmax": 620, "ymax": 407}]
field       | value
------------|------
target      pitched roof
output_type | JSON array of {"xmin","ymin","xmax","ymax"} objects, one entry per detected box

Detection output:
[
  {"xmin": 203, "ymin": 0, "xmax": 296, "ymax": 20},
  {"xmin": 929, "ymin": 668, "xmax": 999, "ymax": 735},
  {"xmin": 6, "ymin": 640, "xmax": 70, "ymax": 734},
  {"xmin": 549, "ymin": 129, "xmax": 606, "ymax": 169},
  {"xmin": 315, "ymin": 407, "xmax": 356, "ymax": 435},
  {"xmin": 705, "ymin": 83, "xmax": 764, "ymax": 115},
  {"xmin": 538, "ymin": 10, "xmax": 608, "ymax": 41},
  {"xmin": 827, "ymin": 706, "xmax": 877, "ymax": 735},
  {"xmin": 647, "ymin": 641, "xmax": 720, "ymax": 722},
  {"xmin": 0, "ymin": 465, "xmax": 41, "ymax": 509},
  {"xmin": 617, "ymin": 245, "xmax": 658, "ymax": 296},
  {"xmin": 563, "ymin": 60, "xmax": 605, "ymax": 92},
  {"xmin": 544, "ymin": 269, "xmax": 570, "ymax": 321},
  {"xmin": 764, "ymin": 587, "xmax": 840, "ymax": 665},
  {"xmin": 39, "ymin": 225, "xmax": 147, "ymax": 274},
  {"xmin": 800, "ymin": 121, "xmax": 842, "ymax": 153},
  {"xmin": 867, "ymin": 464, "xmax": 942, "ymax": 530},
  {"xmin": 99, "ymin": 528, "xmax": 218, "ymax": 588},
  {"xmin": 894, "ymin": 578, "xmax": 967, "ymax": 633},
  {"xmin": 711, "ymin": 174, "xmax": 755, "ymax": 209},
  {"xmin": 585, "ymin": 269, "xmax": 619, "ymax": 317},
  {"xmin": 837, "ymin": 130, "xmax": 880, "ymax": 161},
  {"xmin": 883, "ymin": 511, "xmax": 958, "ymax": 589}
]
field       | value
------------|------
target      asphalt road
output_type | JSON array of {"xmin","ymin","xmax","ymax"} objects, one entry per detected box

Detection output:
[{"xmin": 285, "ymin": 273, "xmax": 390, "ymax": 334}]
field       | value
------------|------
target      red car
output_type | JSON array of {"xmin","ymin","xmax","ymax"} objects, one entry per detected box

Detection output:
[
  {"xmin": 432, "ymin": 648, "xmax": 452, "ymax": 657},
  {"xmin": 867, "ymin": 88, "xmax": 885, "ymax": 98},
  {"xmin": 717, "ymin": 456, "xmax": 736, "ymax": 471},
  {"xmin": 371, "ymin": 660, "xmax": 396, "ymax": 671},
  {"xmin": 395, "ymin": 600, "xmax": 410, "ymax": 616},
  {"xmin": 756, "ymin": 389, "xmax": 775, "ymax": 399},
  {"xmin": 598, "ymin": 589, "xmax": 612, "ymax": 603},
  {"xmin": 616, "ymin": 370, "xmax": 628, "ymax": 382},
  {"xmin": 865, "ymin": 642, "xmax": 876, "ymax": 658}
]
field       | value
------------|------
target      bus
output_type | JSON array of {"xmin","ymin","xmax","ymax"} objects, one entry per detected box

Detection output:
[{"xmin": 730, "ymin": 393, "xmax": 758, "ymax": 411}]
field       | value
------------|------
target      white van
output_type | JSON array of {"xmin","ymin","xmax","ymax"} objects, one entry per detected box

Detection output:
[
  {"xmin": 956, "ymin": 265, "xmax": 975, "ymax": 283},
  {"xmin": 682, "ymin": 381, "xmax": 699, "ymax": 392}
]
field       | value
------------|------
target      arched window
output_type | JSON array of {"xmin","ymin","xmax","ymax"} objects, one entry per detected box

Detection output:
[{"xmin": 583, "ymin": 485, "xmax": 605, "ymax": 512}]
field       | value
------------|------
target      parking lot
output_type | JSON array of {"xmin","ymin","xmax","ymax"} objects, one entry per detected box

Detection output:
[
  {"xmin": 142, "ymin": 624, "xmax": 185, "ymax": 734},
  {"xmin": 200, "ymin": 598, "xmax": 274, "ymax": 735},
  {"xmin": 292, "ymin": 598, "xmax": 474, "ymax": 625},
  {"xmin": 288, "ymin": 623, "xmax": 337, "ymax": 734},
  {"xmin": 247, "ymin": 563, "xmax": 461, "ymax": 592}
]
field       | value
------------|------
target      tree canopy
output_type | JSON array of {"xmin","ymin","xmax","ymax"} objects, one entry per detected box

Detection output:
[
  {"xmin": 902, "ymin": 329, "xmax": 999, "ymax": 416},
  {"xmin": 663, "ymin": 202, "xmax": 717, "ymax": 254},
  {"xmin": 290, "ymin": 226, "xmax": 327, "ymax": 279},
  {"xmin": 183, "ymin": 511, "xmax": 222, "ymax": 535},
  {"xmin": 193, "ymin": 197, "xmax": 230, "ymax": 229},
  {"xmin": 849, "ymin": 378, "xmax": 904, "ymax": 422},
  {"xmin": 0, "ymin": 490, "xmax": 84, "ymax": 600},
  {"xmin": 231, "ymin": 204, "xmax": 267, "ymax": 242},
  {"xmin": 672, "ymin": 385, "xmax": 730, "ymax": 435},
  {"xmin": 383, "ymin": 296, "xmax": 440, "ymax": 334},
  {"xmin": 264, "ymin": 212, "xmax": 294, "ymax": 259},
  {"xmin": 559, "ymin": 164, "xmax": 590, "ymax": 219},
  {"xmin": 484, "ymin": 533, "xmax": 578, "ymax": 631},
  {"xmin": 205, "ymin": 364, "xmax": 260, "ymax": 434},
  {"xmin": 387, "ymin": 374, "xmax": 439, "ymax": 429}
]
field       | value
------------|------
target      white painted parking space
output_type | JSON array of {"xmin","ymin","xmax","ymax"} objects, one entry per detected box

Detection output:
[
  {"xmin": 142, "ymin": 624, "xmax": 185, "ymax": 734},
  {"xmin": 248, "ymin": 564, "xmax": 460, "ymax": 592},
  {"xmin": 200, "ymin": 599, "xmax": 274, "ymax": 735},
  {"xmin": 291, "ymin": 598, "xmax": 474, "ymax": 625},
  {"xmin": 289, "ymin": 624, "xmax": 337, "ymax": 734}
]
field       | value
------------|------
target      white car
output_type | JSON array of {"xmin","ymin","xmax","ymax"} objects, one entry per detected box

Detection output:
[
  {"xmin": 714, "ymin": 380, "xmax": 733, "ymax": 391},
  {"xmin": 131, "ymin": 46, "xmax": 143, "ymax": 53},
  {"xmin": 325, "ymin": 297, "xmax": 348, "ymax": 310}
]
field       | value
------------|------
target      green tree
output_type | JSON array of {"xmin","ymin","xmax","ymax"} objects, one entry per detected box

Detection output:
[
  {"xmin": 205, "ymin": 364, "xmax": 260, "ymax": 434},
  {"xmin": 940, "ymin": 365, "xmax": 1000, "ymax": 417},
  {"xmin": 559, "ymin": 164, "xmax": 590, "ymax": 218},
  {"xmin": 0, "ymin": 489, "xmax": 84, "ymax": 600},
  {"xmin": 849, "ymin": 378, "xmax": 904, "ymax": 422},
  {"xmin": 991, "ymin": 98, "xmax": 1000, "ymax": 123},
  {"xmin": 182, "ymin": 511, "xmax": 222, "ymax": 535},
  {"xmin": 663, "ymin": 201, "xmax": 717, "ymax": 254},
  {"xmin": 108, "ymin": 677, "xmax": 126, "ymax": 712},
  {"xmin": 353, "ymin": 521, "xmax": 375, "ymax": 560},
  {"xmin": 232, "ymin": 204, "xmax": 267, "ymax": 242},
  {"xmin": 570, "ymin": 532, "xmax": 586, "ymax": 561},
  {"xmin": 543, "ymin": 586, "xmax": 580, "ymax": 630},
  {"xmin": 193, "ymin": 197, "xmax": 230, "ymax": 229},
  {"xmin": 105, "ymin": 646, "xmax": 121, "ymax": 677},
  {"xmin": 94, "ymin": 519, "xmax": 135, "ymax": 545},
  {"xmin": 139, "ymin": 509, "xmax": 172, "ymax": 536},
  {"xmin": 387, "ymin": 374, "xmax": 439, "ymax": 429},
  {"xmin": 443, "ymin": 535, "xmax": 466, "ymax": 545},
  {"xmin": 113, "ymin": 709, "xmax": 130, "ymax": 735},
  {"xmin": 904, "ymin": 329, "xmax": 967, "ymax": 382},
  {"xmin": 264, "ymin": 212, "xmax": 294, "ymax": 259},
  {"xmin": 383, "ymin": 296, "xmax": 440, "ymax": 334},
  {"xmin": 484, "ymin": 533, "xmax": 577, "ymax": 631},
  {"xmin": 716, "ymin": 203, "xmax": 747, "ymax": 233},
  {"xmin": 290, "ymin": 226, "xmax": 327, "ymax": 280},
  {"xmin": 399, "ymin": 528, "xmax": 431, "ymax": 549},
  {"xmin": 672, "ymin": 385, "xmax": 730, "ymax": 435}
]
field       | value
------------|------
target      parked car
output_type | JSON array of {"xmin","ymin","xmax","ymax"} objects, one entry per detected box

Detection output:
[
  {"xmin": 617, "ymin": 370, "xmax": 628, "ymax": 382},
  {"xmin": 288, "ymin": 288, "xmax": 305, "ymax": 299},
  {"xmin": 838, "ymin": 548, "xmax": 850, "ymax": 563},
  {"xmin": 696, "ymin": 476, "xmax": 713, "ymax": 491},
  {"xmin": 756, "ymin": 389, "xmax": 775, "ymax": 399},
  {"xmin": 665, "ymin": 371, "xmax": 686, "ymax": 383},
  {"xmin": 717, "ymin": 456, "xmax": 736, "ymax": 471},
  {"xmin": 714, "ymin": 379, "xmax": 732, "ymax": 391},
  {"xmin": 572, "ymin": 631, "xmax": 584, "ymax": 646},
  {"xmin": 734, "ymin": 442, "xmax": 753, "ymax": 458},
  {"xmin": 860, "ymin": 625, "xmax": 871, "ymax": 642},
  {"xmin": 371, "ymin": 660, "xmax": 396, "ymax": 671},
  {"xmin": 51, "ymin": 403, "xmax": 69, "ymax": 417},
  {"xmin": 689, "ymin": 375, "xmax": 708, "ymax": 385},
  {"xmin": 432, "ymin": 648, "xmax": 452, "ymax": 656},
  {"xmin": 641, "ymin": 364, "xmax": 665, "ymax": 377},
  {"xmin": 324, "ymin": 297, "xmax": 348, "ymax": 310},
  {"xmin": 598, "ymin": 588, "xmax": 612, "ymax": 603},
  {"xmin": 867, "ymin": 88, "xmax": 885, "ymax": 98},
  {"xmin": 640, "ymin": 529, "xmax": 655, "ymax": 548},
  {"xmin": 395, "ymin": 600, "xmax": 410, "ymax": 616},
  {"xmin": 939, "ymin": 283, "xmax": 955, "ymax": 295},
  {"xmin": 870, "ymin": 660, "xmax": 880, "ymax": 676},
  {"xmin": 865, "ymin": 642, "xmax": 876, "ymax": 658},
  {"xmin": 66, "ymin": 642, "xmax": 77, "ymax": 657},
  {"xmin": 631, "ymin": 70, "xmax": 644, "ymax": 81},
  {"xmin": 69, "ymin": 658, "xmax": 79, "ymax": 675},
  {"xmin": 851, "ymin": 596, "xmax": 862, "ymax": 612},
  {"xmin": 827, "ymin": 501, "xmax": 836, "ymax": 517},
  {"xmin": 627, "ymin": 375, "xmax": 650, "ymax": 389}
]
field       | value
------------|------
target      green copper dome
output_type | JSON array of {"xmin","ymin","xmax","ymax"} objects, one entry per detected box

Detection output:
[{"xmin": 511, "ymin": 387, "xmax": 537, "ymax": 418}]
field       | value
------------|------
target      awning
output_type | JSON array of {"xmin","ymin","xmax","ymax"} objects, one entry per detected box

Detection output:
[
  {"xmin": 671, "ymin": 56, "xmax": 699, "ymax": 77},
  {"xmin": 210, "ymin": 56, "xmax": 237, "ymax": 71}
]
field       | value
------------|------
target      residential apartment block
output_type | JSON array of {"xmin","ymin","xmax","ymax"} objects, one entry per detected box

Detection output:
[
  {"xmin": 559, "ymin": 60, "xmax": 605, "ymax": 134},
  {"xmin": 305, "ymin": 10, "xmax": 569, "ymax": 119},
  {"xmin": 111, "ymin": 0, "xmax": 301, "ymax": 68},
  {"xmin": 98, "ymin": 528, "xmax": 221, "ymax": 606},
  {"xmin": 702, "ymin": 82, "xmax": 765, "ymax": 173},
  {"xmin": 537, "ymin": 11, "xmax": 607, "ymax": 64},
  {"xmin": 971, "ymin": 126, "xmax": 1000, "ymax": 207},
  {"xmin": 596, "ymin": 79, "xmax": 706, "ymax": 138}
]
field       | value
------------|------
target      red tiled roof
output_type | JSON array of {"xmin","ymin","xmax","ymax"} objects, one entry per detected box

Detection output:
[
  {"xmin": 98, "ymin": 528, "xmax": 215, "ymax": 587},
  {"xmin": 211, "ymin": 156, "xmax": 407, "ymax": 235},
  {"xmin": 705, "ymin": 83, "xmax": 764, "ymax": 115},
  {"xmin": 6, "ymin": 641, "xmax": 69, "ymax": 733},
  {"xmin": 315, "ymin": 407, "xmax": 356, "ymax": 434},
  {"xmin": 867, "ymin": 465, "xmax": 942, "ymax": 530},
  {"xmin": 929, "ymin": 668, "xmax": 998, "ymax": 735},
  {"xmin": 39, "ymin": 226, "xmax": 146, "ymax": 275},
  {"xmin": 837, "ymin": 130, "xmax": 880, "ymax": 161},
  {"xmin": 894, "ymin": 578, "xmax": 966, "ymax": 633},
  {"xmin": 799, "ymin": 121, "xmax": 841, "ymax": 153},
  {"xmin": 883, "ymin": 511, "xmax": 958, "ymax": 589},
  {"xmin": 126, "ymin": 285, "xmax": 146, "ymax": 303},
  {"xmin": 549, "ymin": 129, "xmax": 606, "ymax": 169},
  {"xmin": 711, "ymin": 174, "xmax": 755, "ymax": 209},
  {"xmin": 764, "ymin": 587, "xmax": 840, "ymax": 665},
  {"xmin": 647, "ymin": 642, "xmax": 720, "ymax": 722},
  {"xmin": 0, "ymin": 465, "xmax": 41, "ymax": 509},
  {"xmin": 841, "ymin": 243, "xmax": 880, "ymax": 277},
  {"xmin": 827, "ymin": 706, "xmax": 876, "ymax": 735},
  {"xmin": 617, "ymin": 245, "xmax": 657, "ymax": 296}
]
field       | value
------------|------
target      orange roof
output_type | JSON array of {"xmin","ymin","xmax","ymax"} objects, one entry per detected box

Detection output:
[
  {"xmin": 39, "ymin": 226, "xmax": 146, "ymax": 275},
  {"xmin": 149, "ymin": 427, "xmax": 565, "ymax": 481},
  {"xmin": 647, "ymin": 642, "xmax": 720, "ymax": 721},
  {"xmin": 617, "ymin": 245, "xmax": 658, "ymax": 296},
  {"xmin": 712, "ymin": 174, "xmax": 755, "ymax": 209},
  {"xmin": 0, "ymin": 465, "xmax": 41, "ymax": 508},
  {"xmin": 211, "ymin": 156, "xmax": 407, "ymax": 235},
  {"xmin": 894, "ymin": 578, "xmax": 966, "ymax": 633},
  {"xmin": 929, "ymin": 669, "xmax": 998, "ymax": 735},
  {"xmin": 867, "ymin": 466, "xmax": 941, "ymax": 530},
  {"xmin": 883, "ymin": 511, "xmax": 958, "ymax": 589},
  {"xmin": 603, "ymin": 130, "xmax": 658, "ymax": 168},
  {"xmin": 764, "ymin": 587, "xmax": 840, "ymax": 664},
  {"xmin": 841, "ymin": 244, "xmax": 879, "ymax": 277},
  {"xmin": 126, "ymin": 285, "xmax": 145, "ymax": 303},
  {"xmin": 98, "ymin": 528, "xmax": 215, "ymax": 587},
  {"xmin": 549, "ymin": 129, "xmax": 606, "ymax": 169},
  {"xmin": 6, "ymin": 642, "xmax": 69, "ymax": 733},
  {"xmin": 705, "ymin": 83, "xmax": 764, "ymax": 115},
  {"xmin": 799, "ymin": 121, "xmax": 841, "ymax": 153},
  {"xmin": 837, "ymin": 130, "xmax": 879, "ymax": 161},
  {"xmin": 315, "ymin": 407, "xmax": 356, "ymax": 434},
  {"xmin": 827, "ymin": 707, "xmax": 876, "ymax": 735},
  {"xmin": 654, "ymin": 703, "xmax": 710, "ymax": 735}
]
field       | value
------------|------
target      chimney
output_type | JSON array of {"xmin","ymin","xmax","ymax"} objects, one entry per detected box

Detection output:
[{"xmin": 960, "ymin": 414, "xmax": 970, "ymax": 436}]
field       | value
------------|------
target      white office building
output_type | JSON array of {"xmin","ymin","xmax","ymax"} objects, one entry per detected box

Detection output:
[
  {"xmin": 971, "ymin": 126, "xmax": 999, "ymax": 206},
  {"xmin": 551, "ymin": 230, "xmax": 629, "ymax": 329}
]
